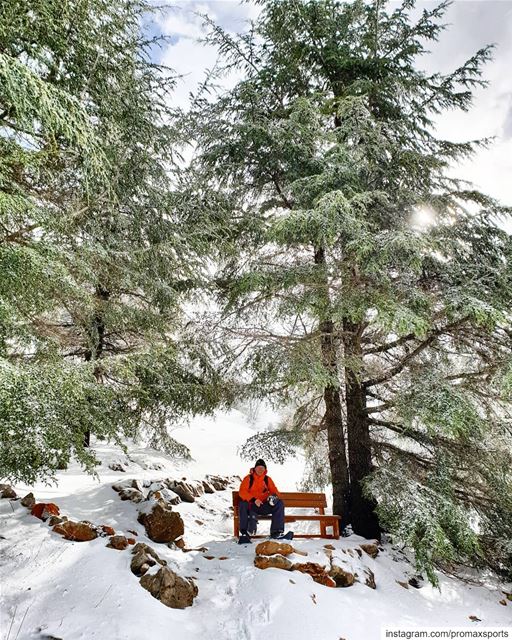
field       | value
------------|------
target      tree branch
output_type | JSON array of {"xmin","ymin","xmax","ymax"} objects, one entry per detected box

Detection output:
[
  {"xmin": 1, "ymin": 223, "xmax": 39, "ymax": 244},
  {"xmin": 363, "ymin": 317, "xmax": 469, "ymax": 388},
  {"xmin": 364, "ymin": 331, "xmax": 417, "ymax": 355}
]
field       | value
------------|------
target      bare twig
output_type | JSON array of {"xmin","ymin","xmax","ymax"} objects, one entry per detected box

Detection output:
[
  {"xmin": 6, "ymin": 604, "xmax": 17, "ymax": 640},
  {"xmin": 94, "ymin": 584, "xmax": 112, "ymax": 608},
  {"xmin": 14, "ymin": 606, "xmax": 30, "ymax": 640}
]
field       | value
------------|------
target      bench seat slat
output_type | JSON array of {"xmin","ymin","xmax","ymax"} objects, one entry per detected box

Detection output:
[
  {"xmin": 234, "ymin": 515, "xmax": 340, "ymax": 522},
  {"xmin": 232, "ymin": 491, "xmax": 327, "ymax": 508},
  {"xmin": 248, "ymin": 534, "xmax": 339, "ymax": 539},
  {"xmin": 265, "ymin": 515, "xmax": 340, "ymax": 521}
]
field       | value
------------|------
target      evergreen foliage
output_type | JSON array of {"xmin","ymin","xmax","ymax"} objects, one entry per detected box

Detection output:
[
  {"xmin": 182, "ymin": 0, "xmax": 512, "ymax": 581},
  {"xmin": 0, "ymin": 0, "xmax": 227, "ymax": 483}
]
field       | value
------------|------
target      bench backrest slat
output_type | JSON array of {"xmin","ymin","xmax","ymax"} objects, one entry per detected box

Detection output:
[{"xmin": 232, "ymin": 491, "xmax": 327, "ymax": 509}]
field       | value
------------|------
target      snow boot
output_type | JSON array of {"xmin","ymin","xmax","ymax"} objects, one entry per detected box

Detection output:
[
  {"xmin": 270, "ymin": 530, "xmax": 294, "ymax": 541},
  {"xmin": 238, "ymin": 532, "xmax": 252, "ymax": 544}
]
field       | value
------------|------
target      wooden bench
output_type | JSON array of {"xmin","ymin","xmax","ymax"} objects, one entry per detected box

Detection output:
[{"xmin": 232, "ymin": 491, "xmax": 341, "ymax": 539}]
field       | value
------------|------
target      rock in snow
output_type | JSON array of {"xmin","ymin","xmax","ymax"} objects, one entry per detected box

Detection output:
[
  {"xmin": 166, "ymin": 480, "xmax": 200, "ymax": 503},
  {"xmin": 329, "ymin": 564, "xmax": 356, "ymax": 587},
  {"xmin": 204, "ymin": 475, "xmax": 231, "ymax": 491},
  {"xmin": 0, "ymin": 484, "xmax": 17, "ymax": 499},
  {"xmin": 130, "ymin": 542, "xmax": 170, "ymax": 575},
  {"xmin": 31, "ymin": 502, "xmax": 60, "ymax": 520},
  {"xmin": 364, "ymin": 568, "xmax": 377, "ymax": 590},
  {"xmin": 255, "ymin": 541, "xmax": 305, "ymax": 557},
  {"xmin": 201, "ymin": 480, "xmax": 216, "ymax": 494},
  {"xmin": 139, "ymin": 566, "xmax": 198, "ymax": 609},
  {"xmin": 21, "ymin": 492, "xmax": 36, "ymax": 508},
  {"xmin": 147, "ymin": 487, "xmax": 182, "ymax": 506},
  {"xmin": 360, "ymin": 542, "xmax": 379, "ymax": 558},
  {"xmin": 293, "ymin": 562, "xmax": 336, "ymax": 588},
  {"xmin": 118, "ymin": 487, "xmax": 145, "ymax": 503},
  {"xmin": 254, "ymin": 554, "xmax": 294, "ymax": 571},
  {"xmin": 137, "ymin": 501, "xmax": 184, "ymax": 543},
  {"xmin": 107, "ymin": 535, "xmax": 130, "ymax": 550},
  {"xmin": 52, "ymin": 520, "xmax": 98, "ymax": 542}
]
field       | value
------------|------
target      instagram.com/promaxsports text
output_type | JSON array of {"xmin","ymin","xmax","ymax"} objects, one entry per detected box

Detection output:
[{"xmin": 382, "ymin": 628, "xmax": 512, "ymax": 639}]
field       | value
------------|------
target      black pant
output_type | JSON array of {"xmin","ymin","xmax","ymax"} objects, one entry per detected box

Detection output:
[{"xmin": 239, "ymin": 499, "xmax": 285, "ymax": 535}]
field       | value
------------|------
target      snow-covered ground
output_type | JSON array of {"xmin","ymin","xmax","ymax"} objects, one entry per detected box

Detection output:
[{"xmin": 1, "ymin": 408, "xmax": 511, "ymax": 640}]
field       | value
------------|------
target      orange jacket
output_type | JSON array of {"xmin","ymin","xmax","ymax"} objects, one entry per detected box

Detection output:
[{"xmin": 239, "ymin": 468, "xmax": 279, "ymax": 503}]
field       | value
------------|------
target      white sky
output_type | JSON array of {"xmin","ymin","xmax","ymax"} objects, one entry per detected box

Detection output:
[{"xmin": 156, "ymin": 1, "xmax": 512, "ymax": 209}]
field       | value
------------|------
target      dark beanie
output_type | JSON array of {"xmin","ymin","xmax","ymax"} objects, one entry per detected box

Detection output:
[{"xmin": 254, "ymin": 459, "xmax": 266, "ymax": 468}]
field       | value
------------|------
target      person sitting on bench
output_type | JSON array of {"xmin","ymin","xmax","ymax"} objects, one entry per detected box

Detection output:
[{"xmin": 238, "ymin": 458, "xmax": 291, "ymax": 544}]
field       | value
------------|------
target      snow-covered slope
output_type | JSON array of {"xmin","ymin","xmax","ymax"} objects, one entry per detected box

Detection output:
[{"xmin": 1, "ymin": 409, "xmax": 511, "ymax": 640}]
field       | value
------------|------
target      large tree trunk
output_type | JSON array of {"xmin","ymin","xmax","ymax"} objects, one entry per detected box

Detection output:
[
  {"xmin": 83, "ymin": 284, "xmax": 109, "ymax": 447},
  {"xmin": 321, "ymin": 324, "xmax": 351, "ymax": 524},
  {"xmin": 343, "ymin": 318, "xmax": 381, "ymax": 540},
  {"xmin": 314, "ymin": 247, "xmax": 350, "ymax": 524}
]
